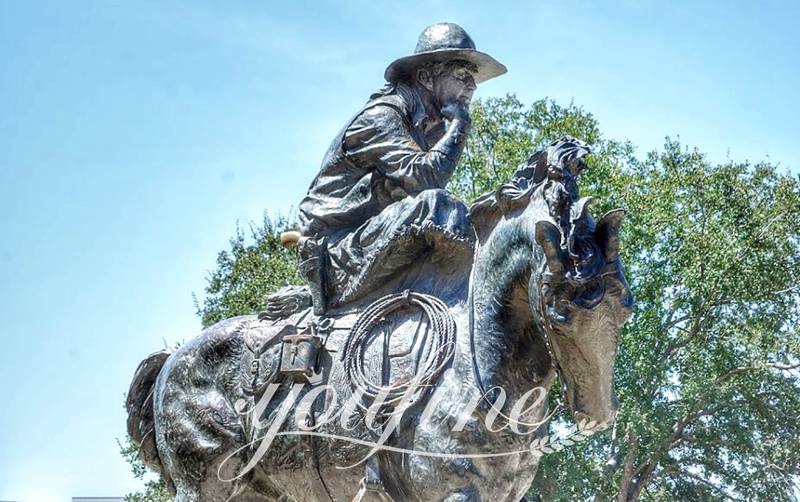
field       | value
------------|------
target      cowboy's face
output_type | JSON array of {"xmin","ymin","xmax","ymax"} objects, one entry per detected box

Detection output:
[{"xmin": 432, "ymin": 64, "xmax": 477, "ymax": 108}]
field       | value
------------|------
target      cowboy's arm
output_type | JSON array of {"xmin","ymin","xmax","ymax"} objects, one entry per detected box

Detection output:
[{"xmin": 344, "ymin": 105, "xmax": 470, "ymax": 194}]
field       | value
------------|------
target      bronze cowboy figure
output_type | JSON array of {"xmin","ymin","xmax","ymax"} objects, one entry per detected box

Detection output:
[{"xmin": 287, "ymin": 22, "xmax": 506, "ymax": 313}]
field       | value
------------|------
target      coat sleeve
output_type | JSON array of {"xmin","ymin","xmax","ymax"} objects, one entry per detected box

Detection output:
[{"xmin": 343, "ymin": 105, "xmax": 468, "ymax": 196}]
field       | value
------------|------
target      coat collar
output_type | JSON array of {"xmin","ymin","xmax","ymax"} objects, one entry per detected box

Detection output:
[{"xmin": 395, "ymin": 82, "xmax": 440, "ymax": 131}]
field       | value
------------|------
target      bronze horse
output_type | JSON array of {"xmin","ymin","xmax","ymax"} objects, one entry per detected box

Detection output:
[{"xmin": 126, "ymin": 138, "xmax": 633, "ymax": 501}]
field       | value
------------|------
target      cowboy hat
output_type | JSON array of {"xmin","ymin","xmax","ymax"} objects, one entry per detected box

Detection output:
[{"xmin": 384, "ymin": 23, "xmax": 507, "ymax": 84}]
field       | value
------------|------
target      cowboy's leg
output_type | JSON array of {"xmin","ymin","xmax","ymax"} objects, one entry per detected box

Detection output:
[
  {"xmin": 412, "ymin": 188, "xmax": 472, "ymax": 239},
  {"xmin": 362, "ymin": 188, "xmax": 472, "ymax": 239},
  {"xmin": 331, "ymin": 188, "xmax": 472, "ymax": 271},
  {"xmin": 326, "ymin": 190, "xmax": 473, "ymax": 304},
  {"xmin": 409, "ymin": 189, "xmax": 473, "ymax": 262}
]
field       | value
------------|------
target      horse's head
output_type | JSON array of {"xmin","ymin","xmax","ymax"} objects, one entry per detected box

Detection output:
[
  {"xmin": 524, "ymin": 137, "xmax": 633, "ymax": 430},
  {"xmin": 532, "ymin": 211, "xmax": 632, "ymax": 430},
  {"xmin": 469, "ymin": 136, "xmax": 633, "ymax": 430}
]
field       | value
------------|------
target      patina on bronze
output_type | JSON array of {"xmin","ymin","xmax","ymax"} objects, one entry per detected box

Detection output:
[{"xmin": 126, "ymin": 23, "xmax": 633, "ymax": 502}]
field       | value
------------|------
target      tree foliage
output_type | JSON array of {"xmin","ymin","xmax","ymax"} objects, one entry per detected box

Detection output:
[
  {"xmin": 193, "ymin": 214, "xmax": 303, "ymax": 328},
  {"xmin": 123, "ymin": 96, "xmax": 800, "ymax": 501},
  {"xmin": 119, "ymin": 437, "xmax": 173, "ymax": 502},
  {"xmin": 453, "ymin": 95, "xmax": 606, "ymax": 202}
]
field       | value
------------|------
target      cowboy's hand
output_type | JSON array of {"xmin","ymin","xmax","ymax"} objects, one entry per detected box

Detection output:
[{"xmin": 441, "ymin": 100, "xmax": 471, "ymax": 126}]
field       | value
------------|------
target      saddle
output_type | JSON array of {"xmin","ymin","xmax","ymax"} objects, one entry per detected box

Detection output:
[
  {"xmin": 240, "ymin": 289, "xmax": 455, "ymax": 501},
  {"xmin": 240, "ymin": 309, "xmax": 322, "ymax": 400},
  {"xmin": 245, "ymin": 290, "xmax": 453, "ymax": 409}
]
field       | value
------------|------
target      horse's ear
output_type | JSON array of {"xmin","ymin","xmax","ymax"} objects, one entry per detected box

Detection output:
[
  {"xmin": 535, "ymin": 220, "xmax": 567, "ymax": 274},
  {"xmin": 595, "ymin": 209, "xmax": 625, "ymax": 262}
]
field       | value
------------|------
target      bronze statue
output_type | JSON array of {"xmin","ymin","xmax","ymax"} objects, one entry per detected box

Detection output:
[{"xmin": 125, "ymin": 23, "xmax": 633, "ymax": 502}]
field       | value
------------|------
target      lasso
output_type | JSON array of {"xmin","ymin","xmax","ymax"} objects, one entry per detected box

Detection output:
[{"xmin": 342, "ymin": 290, "xmax": 456, "ymax": 414}]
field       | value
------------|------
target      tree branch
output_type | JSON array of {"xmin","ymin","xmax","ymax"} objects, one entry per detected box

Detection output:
[
  {"xmin": 616, "ymin": 430, "xmax": 639, "ymax": 502},
  {"xmin": 621, "ymin": 358, "xmax": 799, "ymax": 500},
  {"xmin": 714, "ymin": 361, "xmax": 800, "ymax": 386},
  {"xmin": 675, "ymin": 468, "xmax": 738, "ymax": 501}
]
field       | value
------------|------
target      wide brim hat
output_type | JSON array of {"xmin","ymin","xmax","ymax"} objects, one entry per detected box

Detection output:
[{"xmin": 385, "ymin": 23, "xmax": 507, "ymax": 84}]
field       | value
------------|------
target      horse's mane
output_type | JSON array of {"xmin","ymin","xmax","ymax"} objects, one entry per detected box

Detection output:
[
  {"xmin": 468, "ymin": 136, "xmax": 604, "ymax": 283},
  {"xmin": 469, "ymin": 136, "xmax": 590, "ymax": 234},
  {"xmin": 468, "ymin": 176, "xmax": 539, "ymax": 242}
]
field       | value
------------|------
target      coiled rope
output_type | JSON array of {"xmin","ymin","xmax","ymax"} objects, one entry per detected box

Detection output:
[{"xmin": 342, "ymin": 290, "xmax": 456, "ymax": 414}]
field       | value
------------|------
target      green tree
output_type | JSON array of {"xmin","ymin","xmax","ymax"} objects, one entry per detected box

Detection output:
[
  {"xmin": 600, "ymin": 143, "xmax": 799, "ymax": 501},
  {"xmin": 193, "ymin": 214, "xmax": 303, "ymax": 328},
  {"xmin": 453, "ymin": 95, "xmax": 608, "ymax": 202},
  {"xmin": 118, "ymin": 437, "xmax": 173, "ymax": 502}
]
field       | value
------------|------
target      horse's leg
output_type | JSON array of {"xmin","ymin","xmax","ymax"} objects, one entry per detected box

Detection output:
[{"xmin": 159, "ymin": 395, "xmax": 285, "ymax": 501}]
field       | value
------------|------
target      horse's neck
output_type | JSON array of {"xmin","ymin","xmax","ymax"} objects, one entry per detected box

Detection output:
[{"xmin": 469, "ymin": 210, "xmax": 551, "ymax": 395}]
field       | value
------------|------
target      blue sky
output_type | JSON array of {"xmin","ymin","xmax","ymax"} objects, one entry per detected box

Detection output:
[{"xmin": 0, "ymin": 1, "xmax": 797, "ymax": 500}]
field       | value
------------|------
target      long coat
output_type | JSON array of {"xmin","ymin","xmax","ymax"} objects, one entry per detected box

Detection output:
[{"xmin": 298, "ymin": 84, "xmax": 473, "ymax": 305}]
